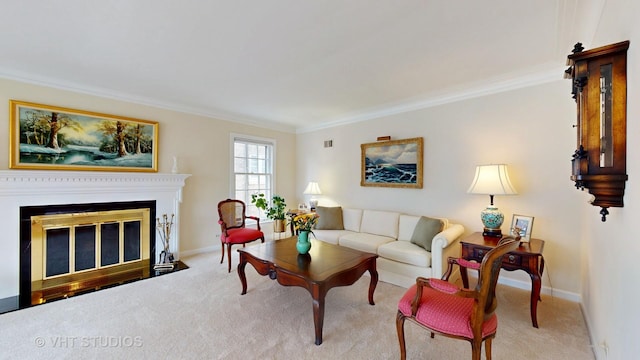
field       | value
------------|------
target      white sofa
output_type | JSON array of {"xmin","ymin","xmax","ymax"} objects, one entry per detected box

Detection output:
[{"xmin": 312, "ymin": 208, "xmax": 464, "ymax": 288}]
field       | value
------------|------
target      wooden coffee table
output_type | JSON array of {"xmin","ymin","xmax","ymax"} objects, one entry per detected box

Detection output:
[{"xmin": 237, "ymin": 236, "xmax": 378, "ymax": 345}]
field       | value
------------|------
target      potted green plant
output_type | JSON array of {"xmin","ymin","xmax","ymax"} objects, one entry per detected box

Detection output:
[{"xmin": 251, "ymin": 193, "xmax": 287, "ymax": 233}]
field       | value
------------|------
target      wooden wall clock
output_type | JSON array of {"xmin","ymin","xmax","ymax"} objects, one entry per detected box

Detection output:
[{"xmin": 565, "ymin": 41, "xmax": 629, "ymax": 221}]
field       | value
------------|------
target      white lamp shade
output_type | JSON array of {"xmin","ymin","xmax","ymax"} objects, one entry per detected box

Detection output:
[
  {"xmin": 303, "ymin": 182, "xmax": 322, "ymax": 195},
  {"xmin": 467, "ymin": 164, "xmax": 517, "ymax": 195}
]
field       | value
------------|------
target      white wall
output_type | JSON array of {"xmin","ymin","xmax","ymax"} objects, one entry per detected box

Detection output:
[
  {"xmin": 296, "ymin": 3, "xmax": 640, "ymax": 356},
  {"xmin": 0, "ymin": 78, "xmax": 297, "ymax": 298},
  {"xmin": 297, "ymin": 79, "xmax": 585, "ymax": 297},
  {"xmin": 580, "ymin": 0, "xmax": 640, "ymax": 359}
]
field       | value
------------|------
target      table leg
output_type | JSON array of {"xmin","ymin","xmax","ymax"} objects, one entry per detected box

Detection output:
[
  {"xmin": 539, "ymin": 256, "xmax": 545, "ymax": 302},
  {"xmin": 238, "ymin": 252, "xmax": 248, "ymax": 295},
  {"xmin": 368, "ymin": 264, "xmax": 378, "ymax": 305},
  {"xmin": 311, "ymin": 288, "xmax": 327, "ymax": 345},
  {"xmin": 529, "ymin": 272, "xmax": 541, "ymax": 328}
]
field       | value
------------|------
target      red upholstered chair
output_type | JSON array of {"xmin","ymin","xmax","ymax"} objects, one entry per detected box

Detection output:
[
  {"xmin": 396, "ymin": 236, "xmax": 520, "ymax": 360},
  {"xmin": 217, "ymin": 199, "xmax": 265, "ymax": 272}
]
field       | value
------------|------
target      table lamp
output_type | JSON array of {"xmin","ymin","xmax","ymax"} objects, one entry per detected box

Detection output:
[
  {"xmin": 467, "ymin": 164, "xmax": 517, "ymax": 237},
  {"xmin": 303, "ymin": 182, "xmax": 322, "ymax": 211}
]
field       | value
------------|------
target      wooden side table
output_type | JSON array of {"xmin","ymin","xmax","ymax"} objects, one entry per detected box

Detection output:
[{"xmin": 459, "ymin": 232, "xmax": 545, "ymax": 328}]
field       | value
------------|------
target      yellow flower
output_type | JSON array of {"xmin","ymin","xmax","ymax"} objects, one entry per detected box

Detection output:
[{"xmin": 292, "ymin": 213, "xmax": 319, "ymax": 231}]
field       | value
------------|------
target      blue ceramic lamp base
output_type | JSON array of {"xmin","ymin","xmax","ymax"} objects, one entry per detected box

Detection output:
[{"xmin": 480, "ymin": 205, "xmax": 504, "ymax": 238}]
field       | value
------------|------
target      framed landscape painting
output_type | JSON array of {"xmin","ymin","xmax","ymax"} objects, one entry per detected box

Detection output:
[
  {"xmin": 9, "ymin": 100, "xmax": 158, "ymax": 172},
  {"xmin": 360, "ymin": 137, "xmax": 423, "ymax": 188}
]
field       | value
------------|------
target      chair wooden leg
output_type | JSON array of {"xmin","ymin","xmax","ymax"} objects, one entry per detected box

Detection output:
[
  {"xmin": 471, "ymin": 340, "xmax": 482, "ymax": 360},
  {"xmin": 485, "ymin": 338, "xmax": 492, "ymax": 360},
  {"xmin": 396, "ymin": 311, "xmax": 407, "ymax": 360},
  {"xmin": 226, "ymin": 244, "xmax": 233, "ymax": 273}
]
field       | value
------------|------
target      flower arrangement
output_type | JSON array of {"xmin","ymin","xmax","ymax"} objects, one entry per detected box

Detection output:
[{"xmin": 292, "ymin": 213, "xmax": 319, "ymax": 233}]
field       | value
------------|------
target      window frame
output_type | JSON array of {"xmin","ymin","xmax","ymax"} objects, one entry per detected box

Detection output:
[{"xmin": 230, "ymin": 133, "xmax": 276, "ymax": 222}]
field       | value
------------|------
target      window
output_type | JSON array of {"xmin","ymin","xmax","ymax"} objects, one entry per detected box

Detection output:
[{"xmin": 232, "ymin": 135, "xmax": 275, "ymax": 220}]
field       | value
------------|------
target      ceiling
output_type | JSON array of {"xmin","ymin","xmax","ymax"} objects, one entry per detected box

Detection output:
[{"xmin": 0, "ymin": 1, "xmax": 599, "ymax": 133}]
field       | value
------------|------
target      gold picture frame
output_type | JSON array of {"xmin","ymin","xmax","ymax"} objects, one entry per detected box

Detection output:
[
  {"xmin": 9, "ymin": 100, "xmax": 158, "ymax": 172},
  {"xmin": 360, "ymin": 137, "xmax": 423, "ymax": 188}
]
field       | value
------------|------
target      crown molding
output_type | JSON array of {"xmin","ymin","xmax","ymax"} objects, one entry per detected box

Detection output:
[
  {"xmin": 0, "ymin": 68, "xmax": 297, "ymax": 134},
  {"xmin": 0, "ymin": 64, "xmax": 566, "ymax": 136},
  {"xmin": 296, "ymin": 66, "xmax": 565, "ymax": 134}
]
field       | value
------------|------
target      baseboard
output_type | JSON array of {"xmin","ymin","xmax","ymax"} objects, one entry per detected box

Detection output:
[
  {"xmin": 0, "ymin": 295, "xmax": 19, "ymax": 314},
  {"xmin": 497, "ymin": 276, "xmax": 580, "ymax": 302},
  {"xmin": 466, "ymin": 274, "xmax": 581, "ymax": 303},
  {"xmin": 180, "ymin": 238, "xmax": 281, "ymax": 259},
  {"xmin": 180, "ymin": 245, "xmax": 218, "ymax": 258},
  {"xmin": 580, "ymin": 302, "xmax": 601, "ymax": 359}
]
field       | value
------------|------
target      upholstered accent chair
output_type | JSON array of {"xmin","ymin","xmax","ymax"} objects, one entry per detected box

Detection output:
[
  {"xmin": 396, "ymin": 236, "xmax": 519, "ymax": 360},
  {"xmin": 217, "ymin": 199, "xmax": 265, "ymax": 272}
]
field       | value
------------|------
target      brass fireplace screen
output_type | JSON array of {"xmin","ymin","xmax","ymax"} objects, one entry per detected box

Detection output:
[{"xmin": 29, "ymin": 208, "xmax": 151, "ymax": 304}]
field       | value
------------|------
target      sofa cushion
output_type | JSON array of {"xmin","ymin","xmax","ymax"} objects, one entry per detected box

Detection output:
[
  {"xmin": 312, "ymin": 229, "xmax": 355, "ymax": 245},
  {"xmin": 314, "ymin": 206, "xmax": 344, "ymax": 230},
  {"xmin": 410, "ymin": 216, "xmax": 444, "ymax": 251},
  {"xmin": 359, "ymin": 210, "xmax": 400, "ymax": 238},
  {"xmin": 342, "ymin": 208, "xmax": 363, "ymax": 232},
  {"xmin": 399, "ymin": 215, "xmax": 449, "ymax": 241},
  {"xmin": 338, "ymin": 232, "xmax": 396, "ymax": 254},
  {"xmin": 398, "ymin": 215, "xmax": 421, "ymax": 241},
  {"xmin": 378, "ymin": 241, "xmax": 432, "ymax": 267}
]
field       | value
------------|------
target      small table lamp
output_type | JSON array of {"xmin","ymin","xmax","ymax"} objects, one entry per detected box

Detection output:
[
  {"xmin": 303, "ymin": 182, "xmax": 322, "ymax": 211},
  {"xmin": 467, "ymin": 164, "xmax": 517, "ymax": 237}
]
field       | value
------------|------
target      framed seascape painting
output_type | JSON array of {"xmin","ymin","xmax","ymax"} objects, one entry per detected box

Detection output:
[
  {"xmin": 360, "ymin": 137, "xmax": 423, "ymax": 188},
  {"xmin": 9, "ymin": 100, "xmax": 158, "ymax": 172}
]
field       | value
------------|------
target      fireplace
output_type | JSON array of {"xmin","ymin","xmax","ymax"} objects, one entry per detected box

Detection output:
[
  {"xmin": 20, "ymin": 201, "xmax": 156, "ymax": 307},
  {"xmin": 0, "ymin": 170, "xmax": 190, "ymax": 313}
]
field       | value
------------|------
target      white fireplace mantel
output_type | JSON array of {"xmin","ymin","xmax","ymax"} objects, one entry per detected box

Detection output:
[
  {"xmin": 0, "ymin": 170, "xmax": 191, "ymax": 300},
  {"xmin": 0, "ymin": 170, "xmax": 190, "ymax": 196}
]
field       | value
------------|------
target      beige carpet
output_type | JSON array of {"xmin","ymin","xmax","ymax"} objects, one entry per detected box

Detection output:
[{"xmin": 0, "ymin": 247, "xmax": 594, "ymax": 359}]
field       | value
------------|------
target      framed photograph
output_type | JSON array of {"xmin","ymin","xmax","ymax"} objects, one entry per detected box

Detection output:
[
  {"xmin": 510, "ymin": 214, "xmax": 534, "ymax": 241},
  {"xmin": 9, "ymin": 100, "xmax": 158, "ymax": 172},
  {"xmin": 361, "ymin": 137, "xmax": 423, "ymax": 188}
]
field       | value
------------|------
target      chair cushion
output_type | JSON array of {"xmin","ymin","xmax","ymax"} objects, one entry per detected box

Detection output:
[
  {"xmin": 221, "ymin": 228, "xmax": 263, "ymax": 244},
  {"xmin": 410, "ymin": 216, "xmax": 444, "ymax": 251},
  {"xmin": 398, "ymin": 284, "xmax": 497, "ymax": 339},
  {"xmin": 457, "ymin": 258, "xmax": 481, "ymax": 270},
  {"xmin": 314, "ymin": 206, "xmax": 344, "ymax": 230}
]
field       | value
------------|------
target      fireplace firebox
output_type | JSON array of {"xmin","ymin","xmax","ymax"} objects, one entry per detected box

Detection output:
[{"xmin": 20, "ymin": 201, "xmax": 156, "ymax": 307}]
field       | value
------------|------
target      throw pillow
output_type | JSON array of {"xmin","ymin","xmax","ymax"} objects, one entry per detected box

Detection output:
[
  {"xmin": 314, "ymin": 206, "xmax": 344, "ymax": 230},
  {"xmin": 410, "ymin": 216, "xmax": 444, "ymax": 251}
]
